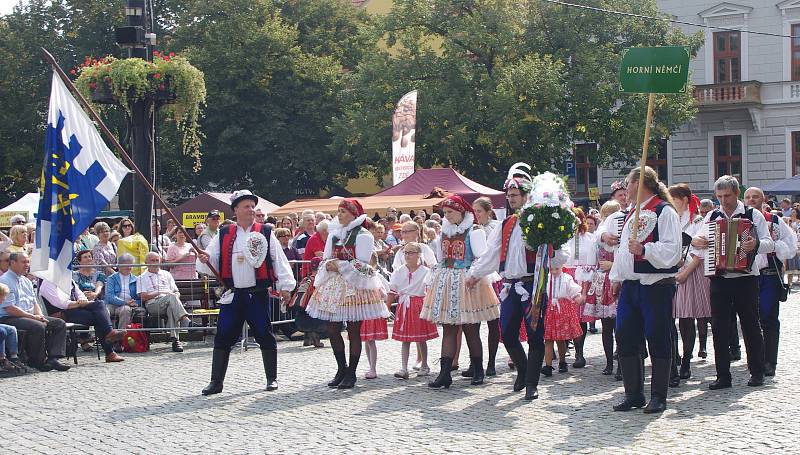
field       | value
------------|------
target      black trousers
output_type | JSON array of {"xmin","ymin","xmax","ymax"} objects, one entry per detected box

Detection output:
[
  {"xmin": 710, "ymin": 276, "xmax": 764, "ymax": 380},
  {"xmin": 0, "ymin": 316, "xmax": 67, "ymax": 366}
]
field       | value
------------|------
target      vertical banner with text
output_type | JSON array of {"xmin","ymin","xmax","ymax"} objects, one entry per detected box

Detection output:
[{"xmin": 391, "ymin": 90, "xmax": 417, "ymax": 185}]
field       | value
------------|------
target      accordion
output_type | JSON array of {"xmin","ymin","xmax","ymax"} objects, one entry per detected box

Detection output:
[{"xmin": 703, "ymin": 218, "xmax": 756, "ymax": 276}]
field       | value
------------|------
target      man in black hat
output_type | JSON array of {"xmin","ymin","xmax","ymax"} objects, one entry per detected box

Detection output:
[
  {"xmin": 197, "ymin": 210, "xmax": 221, "ymax": 250},
  {"xmin": 198, "ymin": 190, "xmax": 295, "ymax": 395}
]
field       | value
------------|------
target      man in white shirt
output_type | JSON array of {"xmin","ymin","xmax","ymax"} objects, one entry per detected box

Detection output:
[
  {"xmin": 197, "ymin": 210, "xmax": 221, "ymax": 250},
  {"xmin": 693, "ymin": 176, "xmax": 774, "ymax": 390},
  {"xmin": 198, "ymin": 190, "xmax": 296, "ymax": 395},
  {"xmin": 137, "ymin": 252, "xmax": 190, "ymax": 352},
  {"xmin": 609, "ymin": 167, "xmax": 681, "ymax": 414},
  {"xmin": 744, "ymin": 188, "xmax": 796, "ymax": 378},
  {"xmin": 467, "ymin": 163, "xmax": 568, "ymax": 401}
]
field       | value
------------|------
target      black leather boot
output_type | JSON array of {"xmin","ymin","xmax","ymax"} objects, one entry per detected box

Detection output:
[
  {"xmin": 669, "ymin": 355, "xmax": 681, "ymax": 388},
  {"xmin": 470, "ymin": 357, "xmax": 485, "ymax": 385},
  {"xmin": 679, "ymin": 354, "xmax": 691, "ymax": 379},
  {"xmin": 602, "ymin": 360, "xmax": 614, "ymax": 375},
  {"xmin": 461, "ymin": 362, "xmax": 475, "ymax": 378},
  {"xmin": 429, "ymin": 357, "xmax": 453, "ymax": 389},
  {"xmin": 508, "ymin": 347, "xmax": 527, "ymax": 392},
  {"xmin": 525, "ymin": 346, "xmax": 544, "ymax": 401},
  {"xmin": 644, "ymin": 358, "xmax": 670, "ymax": 414},
  {"xmin": 572, "ymin": 335, "xmax": 586, "ymax": 368},
  {"xmin": 338, "ymin": 354, "xmax": 359, "ymax": 389},
  {"xmin": 202, "ymin": 348, "xmax": 231, "ymax": 396},
  {"xmin": 262, "ymin": 348, "xmax": 278, "ymax": 391},
  {"xmin": 613, "ymin": 355, "xmax": 646, "ymax": 411},
  {"xmin": 328, "ymin": 350, "xmax": 347, "ymax": 387},
  {"xmin": 764, "ymin": 329, "xmax": 779, "ymax": 377}
]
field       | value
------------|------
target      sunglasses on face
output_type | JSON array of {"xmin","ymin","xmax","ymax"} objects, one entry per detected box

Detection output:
[{"xmin": 277, "ymin": 234, "xmax": 290, "ymax": 238}]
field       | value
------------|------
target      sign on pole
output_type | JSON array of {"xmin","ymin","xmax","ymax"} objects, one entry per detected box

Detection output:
[
  {"xmin": 618, "ymin": 46, "xmax": 690, "ymax": 238},
  {"xmin": 619, "ymin": 46, "xmax": 690, "ymax": 94}
]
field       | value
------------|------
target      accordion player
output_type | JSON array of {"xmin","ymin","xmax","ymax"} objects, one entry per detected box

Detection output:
[{"xmin": 702, "ymin": 218, "xmax": 757, "ymax": 276}]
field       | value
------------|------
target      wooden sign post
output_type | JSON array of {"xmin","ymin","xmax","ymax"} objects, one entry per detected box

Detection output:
[{"xmin": 618, "ymin": 46, "xmax": 690, "ymax": 237}]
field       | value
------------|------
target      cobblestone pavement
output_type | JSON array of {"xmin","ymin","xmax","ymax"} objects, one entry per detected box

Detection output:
[{"xmin": 4, "ymin": 294, "xmax": 800, "ymax": 454}]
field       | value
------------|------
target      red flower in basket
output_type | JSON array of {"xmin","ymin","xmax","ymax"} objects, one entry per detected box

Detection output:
[
  {"xmin": 159, "ymin": 84, "xmax": 166, "ymax": 91},
  {"xmin": 153, "ymin": 73, "xmax": 161, "ymax": 79},
  {"xmin": 89, "ymin": 82, "xmax": 97, "ymax": 90}
]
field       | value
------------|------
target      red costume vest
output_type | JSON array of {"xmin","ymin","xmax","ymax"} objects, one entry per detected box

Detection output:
[
  {"xmin": 219, "ymin": 223, "xmax": 273, "ymax": 289},
  {"xmin": 499, "ymin": 215, "xmax": 536, "ymax": 274}
]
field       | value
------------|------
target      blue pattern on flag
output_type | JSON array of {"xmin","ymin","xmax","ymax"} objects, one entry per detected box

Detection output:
[{"xmin": 38, "ymin": 111, "xmax": 109, "ymax": 264}]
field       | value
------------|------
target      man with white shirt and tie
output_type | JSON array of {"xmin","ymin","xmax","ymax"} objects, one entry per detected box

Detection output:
[
  {"xmin": 198, "ymin": 190, "xmax": 296, "ymax": 395},
  {"xmin": 610, "ymin": 167, "xmax": 682, "ymax": 414}
]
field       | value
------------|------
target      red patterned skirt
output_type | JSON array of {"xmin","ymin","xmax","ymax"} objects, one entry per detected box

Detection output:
[
  {"xmin": 360, "ymin": 317, "xmax": 388, "ymax": 341},
  {"xmin": 563, "ymin": 266, "xmax": 598, "ymax": 323},
  {"xmin": 392, "ymin": 296, "xmax": 440, "ymax": 342},
  {"xmin": 544, "ymin": 298, "xmax": 584, "ymax": 341}
]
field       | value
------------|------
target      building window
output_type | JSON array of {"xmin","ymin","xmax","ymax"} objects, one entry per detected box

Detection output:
[
  {"xmin": 793, "ymin": 24, "xmax": 800, "ymax": 81},
  {"xmin": 575, "ymin": 143, "xmax": 598, "ymax": 197},
  {"xmin": 647, "ymin": 138, "xmax": 668, "ymax": 185},
  {"xmin": 714, "ymin": 31, "xmax": 741, "ymax": 83},
  {"xmin": 793, "ymin": 131, "xmax": 800, "ymax": 176},
  {"xmin": 714, "ymin": 135, "xmax": 742, "ymax": 181}
]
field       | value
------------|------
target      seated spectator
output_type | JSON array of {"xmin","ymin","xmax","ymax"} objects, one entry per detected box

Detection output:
[
  {"xmin": 75, "ymin": 227, "xmax": 99, "ymax": 252},
  {"xmin": 194, "ymin": 222, "xmax": 206, "ymax": 241},
  {"xmin": 137, "ymin": 252, "xmax": 191, "ymax": 352},
  {"xmin": 0, "ymin": 251, "xmax": 9, "ymax": 277},
  {"xmin": 197, "ymin": 211, "xmax": 220, "ymax": 250},
  {"xmin": 0, "ymin": 283, "xmax": 28, "ymax": 374},
  {"xmin": 117, "ymin": 218, "xmax": 149, "ymax": 275},
  {"xmin": 150, "ymin": 220, "xmax": 172, "ymax": 257},
  {"xmin": 40, "ymin": 278, "xmax": 125, "ymax": 363},
  {"xmin": 74, "ymin": 250, "xmax": 106, "ymax": 305},
  {"xmin": 302, "ymin": 220, "xmax": 328, "ymax": 276},
  {"xmin": 255, "ymin": 208, "xmax": 267, "ymax": 224},
  {"xmin": 0, "ymin": 252, "xmax": 70, "ymax": 371},
  {"xmin": 4, "ymin": 225, "xmax": 30, "ymax": 254},
  {"xmin": 166, "ymin": 230, "xmax": 197, "ymax": 280},
  {"xmin": 92, "ymin": 222, "xmax": 117, "ymax": 276},
  {"xmin": 105, "ymin": 254, "xmax": 143, "ymax": 333}
]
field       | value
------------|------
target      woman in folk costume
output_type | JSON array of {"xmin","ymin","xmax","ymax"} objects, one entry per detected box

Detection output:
[
  {"xmin": 541, "ymin": 265, "xmax": 585, "ymax": 376},
  {"xmin": 387, "ymin": 242, "xmax": 439, "ymax": 379},
  {"xmin": 420, "ymin": 194, "xmax": 500, "ymax": 388},
  {"xmin": 306, "ymin": 199, "xmax": 391, "ymax": 389},
  {"xmin": 563, "ymin": 207, "xmax": 598, "ymax": 369},
  {"xmin": 668, "ymin": 184, "xmax": 711, "ymax": 382}
]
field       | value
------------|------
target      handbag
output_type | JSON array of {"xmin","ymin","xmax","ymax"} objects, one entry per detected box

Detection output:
[{"xmin": 770, "ymin": 256, "xmax": 790, "ymax": 302}]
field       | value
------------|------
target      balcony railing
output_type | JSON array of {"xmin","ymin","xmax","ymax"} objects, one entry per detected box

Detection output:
[{"xmin": 692, "ymin": 81, "xmax": 762, "ymax": 107}]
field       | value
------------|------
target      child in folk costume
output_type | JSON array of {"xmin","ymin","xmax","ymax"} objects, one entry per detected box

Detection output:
[
  {"xmin": 542, "ymin": 266, "xmax": 585, "ymax": 375},
  {"xmin": 387, "ymin": 242, "xmax": 439, "ymax": 379},
  {"xmin": 306, "ymin": 199, "xmax": 390, "ymax": 389},
  {"xmin": 587, "ymin": 199, "xmax": 623, "ymax": 376},
  {"xmin": 361, "ymin": 218, "xmax": 390, "ymax": 380},
  {"xmin": 420, "ymin": 194, "xmax": 500, "ymax": 389},
  {"xmin": 563, "ymin": 207, "xmax": 598, "ymax": 369}
]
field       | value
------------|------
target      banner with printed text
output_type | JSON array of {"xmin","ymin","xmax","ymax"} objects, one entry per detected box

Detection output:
[{"xmin": 391, "ymin": 90, "xmax": 417, "ymax": 185}]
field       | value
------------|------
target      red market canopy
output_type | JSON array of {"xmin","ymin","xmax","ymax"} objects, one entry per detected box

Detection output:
[{"xmin": 375, "ymin": 167, "xmax": 505, "ymax": 208}]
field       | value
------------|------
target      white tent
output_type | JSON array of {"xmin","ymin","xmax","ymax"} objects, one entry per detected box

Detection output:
[{"xmin": 0, "ymin": 193, "xmax": 39, "ymax": 224}]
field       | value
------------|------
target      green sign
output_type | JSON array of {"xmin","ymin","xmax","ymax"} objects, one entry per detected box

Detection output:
[{"xmin": 619, "ymin": 46, "xmax": 690, "ymax": 94}]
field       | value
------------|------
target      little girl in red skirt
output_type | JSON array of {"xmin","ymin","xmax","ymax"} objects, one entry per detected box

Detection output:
[
  {"xmin": 387, "ymin": 243, "xmax": 439, "ymax": 379},
  {"xmin": 542, "ymin": 266, "xmax": 585, "ymax": 376}
]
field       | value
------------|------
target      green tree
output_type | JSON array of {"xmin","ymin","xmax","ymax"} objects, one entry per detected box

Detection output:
[{"xmin": 330, "ymin": 0, "xmax": 702, "ymax": 187}]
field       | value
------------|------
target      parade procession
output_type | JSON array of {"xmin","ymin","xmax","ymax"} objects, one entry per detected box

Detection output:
[{"xmin": 3, "ymin": 0, "xmax": 800, "ymax": 453}]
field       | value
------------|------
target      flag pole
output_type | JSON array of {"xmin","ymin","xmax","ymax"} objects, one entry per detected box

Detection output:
[
  {"xmin": 631, "ymin": 93, "xmax": 656, "ymax": 241},
  {"xmin": 40, "ymin": 47, "xmax": 224, "ymax": 285}
]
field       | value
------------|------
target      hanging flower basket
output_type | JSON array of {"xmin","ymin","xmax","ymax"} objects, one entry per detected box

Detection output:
[{"xmin": 73, "ymin": 52, "xmax": 206, "ymax": 167}]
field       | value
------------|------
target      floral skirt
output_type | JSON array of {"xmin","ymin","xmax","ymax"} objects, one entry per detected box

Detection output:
[
  {"xmin": 544, "ymin": 298, "xmax": 584, "ymax": 341},
  {"xmin": 393, "ymin": 296, "xmax": 440, "ymax": 342},
  {"xmin": 361, "ymin": 318, "xmax": 388, "ymax": 341},
  {"xmin": 583, "ymin": 271, "xmax": 617, "ymax": 319},
  {"xmin": 306, "ymin": 274, "xmax": 390, "ymax": 322},
  {"xmin": 420, "ymin": 268, "xmax": 499, "ymax": 325}
]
